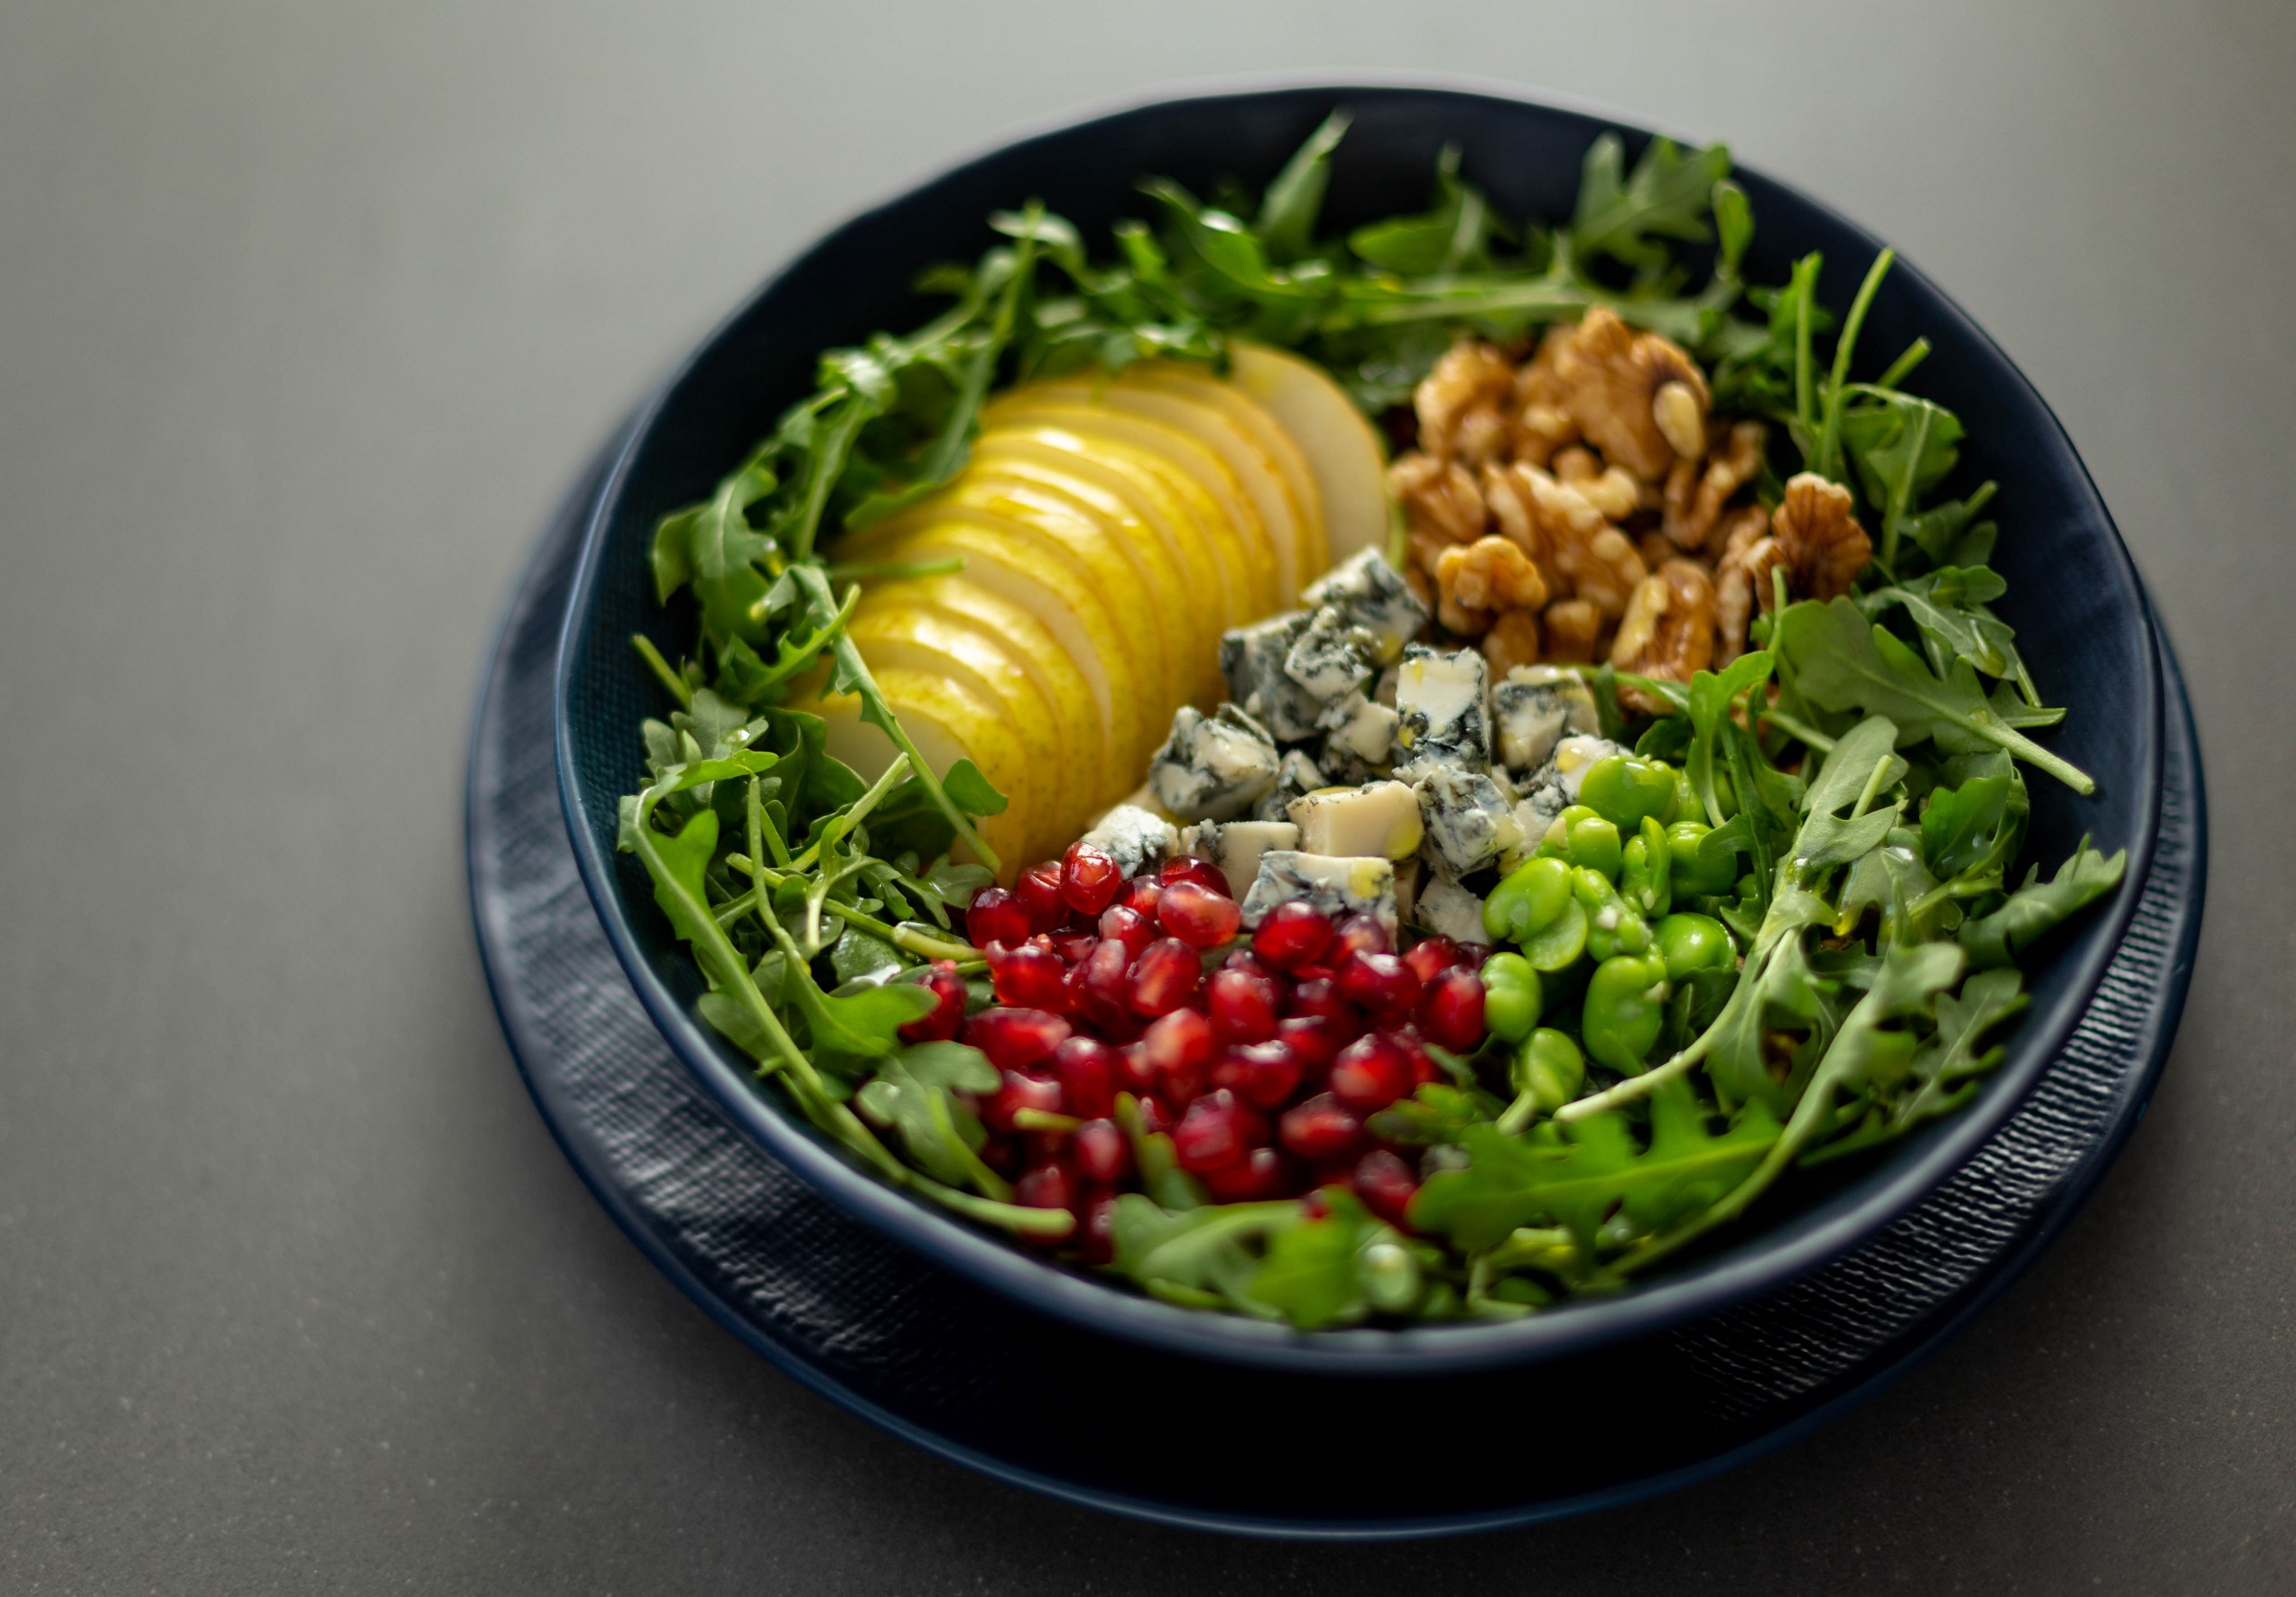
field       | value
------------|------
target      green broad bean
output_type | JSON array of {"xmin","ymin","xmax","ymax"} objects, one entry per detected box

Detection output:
[
  {"xmin": 1521, "ymin": 897, "xmax": 1589, "ymax": 971},
  {"xmin": 1358, "ymin": 1239, "xmax": 1423, "ymax": 1314},
  {"xmin": 1564, "ymin": 809, "xmax": 1623, "ymax": 880},
  {"xmin": 1572, "ymin": 865, "xmax": 1652, "ymax": 961},
  {"xmin": 1580, "ymin": 954, "xmax": 1671, "ymax": 1076},
  {"xmin": 1479, "ymin": 952, "xmax": 1544, "ymax": 1041},
  {"xmin": 1513, "ymin": 1028, "xmax": 1587, "ymax": 1112},
  {"xmin": 1655, "ymin": 912, "xmax": 1735, "ymax": 980},
  {"xmin": 1484, "ymin": 856, "xmax": 1572, "ymax": 944},
  {"xmin": 1621, "ymin": 816, "xmax": 1672, "ymax": 918},
  {"xmin": 1578, "ymin": 754, "xmax": 1680, "ymax": 832},
  {"xmin": 1667, "ymin": 819, "xmax": 1740, "ymax": 897}
]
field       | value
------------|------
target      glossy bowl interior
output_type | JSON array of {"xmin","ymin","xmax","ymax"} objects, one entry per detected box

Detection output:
[{"xmin": 556, "ymin": 81, "xmax": 2161, "ymax": 1375}]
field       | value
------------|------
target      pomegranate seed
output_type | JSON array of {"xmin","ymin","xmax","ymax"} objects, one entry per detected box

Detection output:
[
  {"xmin": 1060, "ymin": 842, "xmax": 1123, "ymax": 915},
  {"xmin": 984, "ymin": 1069, "xmax": 1065, "ymax": 1132},
  {"xmin": 1353, "ymin": 1148, "xmax": 1420, "ymax": 1227},
  {"xmin": 1071, "ymin": 1117, "xmax": 1131, "ymax": 1186},
  {"xmin": 1014, "ymin": 1160, "xmax": 1075, "ymax": 1212},
  {"xmin": 1206, "ymin": 966, "xmax": 1281, "ymax": 1044},
  {"xmin": 1073, "ymin": 937, "xmax": 1133, "ymax": 1022},
  {"xmin": 977, "ymin": 1133, "xmax": 1019, "ymax": 1176},
  {"xmin": 1279, "ymin": 1093, "xmax": 1366, "ymax": 1162},
  {"xmin": 1127, "ymin": 937, "xmax": 1203, "ymax": 1017},
  {"xmin": 966, "ymin": 887, "xmax": 1032, "ymax": 950},
  {"xmin": 1051, "ymin": 1036, "xmax": 1120, "ymax": 1120},
  {"xmin": 1277, "ymin": 1014, "xmax": 1349, "ymax": 1077},
  {"xmin": 1137, "ymin": 1007, "xmax": 1215, "ymax": 1103},
  {"xmin": 1291, "ymin": 962, "xmax": 1336, "ymax": 984},
  {"xmin": 1078, "ymin": 1194, "xmax": 1119, "ymax": 1264},
  {"xmin": 1337, "ymin": 949, "xmax": 1423, "ymax": 1020},
  {"xmin": 1158, "ymin": 879, "xmax": 1242, "ymax": 948},
  {"xmin": 897, "ymin": 960, "xmax": 967, "ymax": 1043},
  {"xmin": 1201, "ymin": 1145, "xmax": 1290, "ymax": 1202},
  {"xmin": 1301, "ymin": 1187, "xmax": 1334, "ymax": 1220},
  {"xmin": 1286, "ymin": 977, "xmax": 1358, "ymax": 1027},
  {"xmin": 1159, "ymin": 855, "xmax": 1230, "ymax": 897},
  {"xmin": 1117, "ymin": 1039, "xmax": 1160, "ymax": 1097},
  {"xmin": 961, "ymin": 1008, "xmax": 1071, "ymax": 1073},
  {"xmin": 1135, "ymin": 1095, "xmax": 1176, "ymax": 1136},
  {"xmin": 1456, "ymin": 941, "xmax": 1494, "ymax": 970},
  {"xmin": 1211, "ymin": 1039, "xmax": 1302, "ymax": 1109},
  {"xmin": 1098, "ymin": 904, "xmax": 1156, "ymax": 960},
  {"xmin": 1403, "ymin": 935, "xmax": 1462, "ymax": 987},
  {"xmin": 1014, "ymin": 863, "xmax": 1068, "ymax": 931},
  {"xmin": 1328, "ymin": 1033, "xmax": 1414, "ymax": 1112},
  {"xmin": 1118, "ymin": 876, "xmax": 1163, "ymax": 916},
  {"xmin": 1052, "ymin": 929, "xmax": 1098, "ymax": 965},
  {"xmin": 1251, "ymin": 899, "xmax": 1334, "ymax": 970},
  {"xmin": 1418, "ymin": 967, "xmax": 1488, "ymax": 1053},
  {"xmin": 987, "ymin": 940, "xmax": 1069, "ymax": 1009},
  {"xmin": 1172, "ymin": 1089, "xmax": 1267, "ymax": 1173},
  {"xmin": 1332, "ymin": 913, "xmax": 1390, "ymax": 961}
]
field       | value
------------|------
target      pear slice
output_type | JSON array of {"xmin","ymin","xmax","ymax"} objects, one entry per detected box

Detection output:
[
  {"xmin": 981, "ymin": 400, "xmax": 1280, "ymax": 621},
  {"xmin": 1016, "ymin": 379, "xmax": 1310, "ymax": 605},
  {"xmin": 846, "ymin": 606, "xmax": 1076, "ymax": 857},
  {"xmin": 808, "ymin": 666, "xmax": 1034, "ymax": 876},
  {"xmin": 1115, "ymin": 361, "xmax": 1329, "ymax": 581},
  {"xmin": 1225, "ymin": 344, "xmax": 1390, "ymax": 566}
]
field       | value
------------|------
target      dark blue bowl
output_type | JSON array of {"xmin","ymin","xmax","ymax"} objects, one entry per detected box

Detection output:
[{"xmin": 555, "ymin": 79, "xmax": 2161, "ymax": 1376}]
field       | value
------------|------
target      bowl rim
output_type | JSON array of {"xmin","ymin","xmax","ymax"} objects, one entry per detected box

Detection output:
[{"xmin": 554, "ymin": 74, "xmax": 2164, "ymax": 1376}]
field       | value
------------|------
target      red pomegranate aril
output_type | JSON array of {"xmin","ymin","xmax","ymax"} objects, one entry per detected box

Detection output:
[
  {"xmin": 1337, "ymin": 949, "xmax": 1423, "ymax": 1020},
  {"xmin": 1278, "ymin": 1014, "xmax": 1349, "ymax": 1077},
  {"xmin": 987, "ymin": 940, "xmax": 1070, "ymax": 1009},
  {"xmin": 1060, "ymin": 842, "xmax": 1123, "ymax": 916},
  {"xmin": 1172, "ymin": 1089, "xmax": 1267, "ymax": 1173},
  {"xmin": 1014, "ymin": 863, "xmax": 1068, "ymax": 931},
  {"xmin": 984, "ymin": 1069, "xmax": 1065, "ymax": 1133},
  {"xmin": 1456, "ymin": 941, "xmax": 1494, "ymax": 970},
  {"xmin": 1200, "ymin": 1145, "xmax": 1290, "ymax": 1202},
  {"xmin": 1051, "ymin": 1035, "xmax": 1121, "ymax": 1120},
  {"xmin": 1252, "ymin": 899, "xmax": 1335, "ymax": 970},
  {"xmin": 1159, "ymin": 855, "xmax": 1230, "ymax": 897},
  {"xmin": 1353, "ymin": 1148, "xmax": 1420, "ymax": 1227},
  {"xmin": 1098, "ymin": 904, "xmax": 1156, "ymax": 960},
  {"xmin": 1073, "ymin": 938, "xmax": 1133, "ymax": 1026},
  {"xmin": 1279, "ymin": 1093, "xmax": 1366, "ymax": 1162},
  {"xmin": 1078, "ymin": 1194, "xmax": 1119, "ymax": 1264},
  {"xmin": 1137, "ymin": 1006, "xmax": 1216, "ymax": 1103},
  {"xmin": 897, "ymin": 960, "xmax": 968, "ymax": 1043},
  {"xmin": 1291, "ymin": 962, "xmax": 1336, "ymax": 984},
  {"xmin": 1211, "ymin": 1039, "xmax": 1302, "ymax": 1109},
  {"xmin": 1157, "ymin": 879, "xmax": 1242, "ymax": 948},
  {"xmin": 1118, "ymin": 876, "xmax": 1163, "ymax": 916},
  {"xmin": 1206, "ymin": 966, "xmax": 1281, "ymax": 1044},
  {"xmin": 1419, "ymin": 966, "xmax": 1488, "ymax": 1053},
  {"xmin": 1052, "ymin": 929, "xmax": 1098, "ymax": 965},
  {"xmin": 962, "ymin": 1008, "xmax": 1071, "ymax": 1073},
  {"xmin": 1071, "ymin": 1117, "xmax": 1131, "ymax": 1187},
  {"xmin": 1403, "ymin": 934, "xmax": 1463, "ymax": 987},
  {"xmin": 965, "ymin": 887, "xmax": 1033, "ymax": 951},
  {"xmin": 1127, "ymin": 937, "xmax": 1203, "ymax": 1017},
  {"xmin": 1014, "ymin": 1160, "xmax": 1075, "ymax": 1214},
  {"xmin": 1384, "ymin": 1021, "xmax": 1438, "ymax": 1086},
  {"xmin": 1117, "ymin": 1039, "xmax": 1160, "ymax": 1097},
  {"xmin": 1285, "ymin": 976, "xmax": 1358, "ymax": 1028},
  {"xmin": 977, "ymin": 1133, "xmax": 1019, "ymax": 1177},
  {"xmin": 1328, "ymin": 1032, "xmax": 1415, "ymax": 1112},
  {"xmin": 1332, "ymin": 913, "xmax": 1392, "ymax": 961},
  {"xmin": 1135, "ymin": 1094, "xmax": 1177, "ymax": 1137}
]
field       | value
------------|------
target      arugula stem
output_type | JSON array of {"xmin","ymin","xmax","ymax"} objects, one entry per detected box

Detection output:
[
  {"xmin": 925, "ymin": 1091, "xmax": 1013, "ymax": 1202},
  {"xmin": 630, "ymin": 634, "xmax": 693, "ymax": 709},
  {"xmin": 1874, "ymin": 336, "xmax": 1930, "ymax": 392},
  {"xmin": 821, "ymin": 556, "xmax": 966, "ymax": 584},
  {"xmin": 718, "ymin": 857, "xmax": 980, "ymax": 963},
  {"xmin": 1555, "ymin": 1031, "xmax": 1713, "ymax": 1122},
  {"xmin": 1793, "ymin": 255, "xmax": 1818, "ymax": 444},
  {"xmin": 1848, "ymin": 751, "xmax": 1896, "ymax": 822},
  {"xmin": 1816, "ymin": 249, "xmax": 1894, "ymax": 481},
  {"xmin": 1759, "ymin": 707, "xmax": 1836, "ymax": 752},
  {"xmin": 788, "ymin": 753, "xmax": 913, "ymax": 875}
]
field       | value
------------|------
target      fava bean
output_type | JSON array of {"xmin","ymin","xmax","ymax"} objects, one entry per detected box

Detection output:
[
  {"xmin": 1521, "ymin": 897, "xmax": 1589, "ymax": 971},
  {"xmin": 1621, "ymin": 815, "xmax": 1672, "ymax": 918},
  {"xmin": 1655, "ymin": 912, "xmax": 1735, "ymax": 980},
  {"xmin": 1580, "ymin": 954, "xmax": 1671, "ymax": 1075},
  {"xmin": 1479, "ymin": 951, "xmax": 1544, "ymax": 1041},
  {"xmin": 1667, "ymin": 819, "xmax": 1741, "ymax": 897},
  {"xmin": 1484, "ymin": 856, "xmax": 1573, "ymax": 943},
  {"xmin": 1573, "ymin": 865, "xmax": 1653, "ymax": 961},
  {"xmin": 1578, "ymin": 753, "xmax": 1680, "ymax": 832},
  {"xmin": 1514, "ymin": 1028, "xmax": 1587, "ymax": 1112}
]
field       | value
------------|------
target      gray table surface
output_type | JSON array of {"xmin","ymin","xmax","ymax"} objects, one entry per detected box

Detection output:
[{"xmin": 5, "ymin": 2, "xmax": 2292, "ymax": 1590}]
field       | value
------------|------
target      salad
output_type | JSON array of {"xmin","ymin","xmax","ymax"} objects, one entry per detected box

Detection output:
[{"xmin": 618, "ymin": 115, "xmax": 2126, "ymax": 1327}]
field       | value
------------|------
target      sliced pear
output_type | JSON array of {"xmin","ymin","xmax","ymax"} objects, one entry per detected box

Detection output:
[
  {"xmin": 846, "ymin": 607, "xmax": 1074, "ymax": 857},
  {"xmin": 1016, "ymin": 379, "xmax": 1310, "ymax": 605},
  {"xmin": 808, "ymin": 666, "xmax": 1034, "ymax": 876},
  {"xmin": 828, "ymin": 510, "xmax": 1146, "ymax": 769},
  {"xmin": 1117, "ymin": 361, "xmax": 1328, "ymax": 580},
  {"xmin": 1225, "ymin": 344, "xmax": 1389, "ymax": 566},
  {"xmin": 981, "ymin": 400, "xmax": 1280, "ymax": 622}
]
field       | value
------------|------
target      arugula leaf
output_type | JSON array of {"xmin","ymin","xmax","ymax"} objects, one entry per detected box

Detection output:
[
  {"xmin": 1108, "ymin": 1196, "xmax": 1303, "ymax": 1317},
  {"xmin": 1256, "ymin": 110, "xmax": 1350, "ymax": 263},
  {"xmin": 1366, "ymin": 1082, "xmax": 1506, "ymax": 1146},
  {"xmin": 1347, "ymin": 144, "xmax": 1506, "ymax": 276},
  {"xmin": 854, "ymin": 1042, "xmax": 1004, "ymax": 1191},
  {"xmin": 1777, "ymin": 598, "xmax": 2095, "ymax": 793},
  {"xmin": 1568, "ymin": 134, "xmax": 1731, "ymax": 275},
  {"xmin": 1959, "ymin": 842, "xmax": 2128, "ymax": 966},
  {"xmin": 1861, "ymin": 565, "xmax": 2043, "ymax": 705}
]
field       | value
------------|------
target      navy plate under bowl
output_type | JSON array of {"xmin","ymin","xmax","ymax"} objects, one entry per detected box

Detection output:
[{"xmin": 553, "ymin": 81, "xmax": 2163, "ymax": 1375}]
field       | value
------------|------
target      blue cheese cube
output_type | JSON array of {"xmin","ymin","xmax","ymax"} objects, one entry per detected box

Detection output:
[
  {"xmin": 1288, "ymin": 779, "xmax": 1423, "ymax": 859},
  {"xmin": 1148, "ymin": 704, "xmax": 1282, "ymax": 822},
  {"xmin": 1218, "ymin": 610, "xmax": 1322, "ymax": 743},
  {"xmin": 1393, "ymin": 645, "xmax": 1489, "ymax": 777},
  {"xmin": 1492, "ymin": 665, "xmax": 1601, "ymax": 776},
  {"xmin": 1302, "ymin": 549, "xmax": 1430, "ymax": 666},
  {"xmin": 1283, "ymin": 607, "xmax": 1377, "ymax": 704},
  {"xmin": 1548, "ymin": 735, "xmax": 1623, "ymax": 803},
  {"xmin": 1182, "ymin": 818, "xmax": 1302, "ymax": 898},
  {"xmin": 1415, "ymin": 764, "xmax": 1524, "ymax": 876},
  {"xmin": 1079, "ymin": 804, "xmax": 1180, "ymax": 878},
  {"xmin": 1415, "ymin": 876, "xmax": 1490, "ymax": 945},
  {"xmin": 1239, "ymin": 851, "xmax": 1399, "ymax": 936},
  {"xmin": 1253, "ymin": 748, "xmax": 1328, "ymax": 822},
  {"xmin": 1316, "ymin": 693, "xmax": 1399, "ymax": 785}
]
